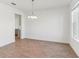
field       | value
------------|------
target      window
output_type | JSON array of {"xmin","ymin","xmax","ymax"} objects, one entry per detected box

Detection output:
[{"xmin": 72, "ymin": 3, "xmax": 79, "ymax": 42}]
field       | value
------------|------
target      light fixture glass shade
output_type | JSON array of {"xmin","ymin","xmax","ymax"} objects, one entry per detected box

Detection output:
[{"xmin": 28, "ymin": 16, "xmax": 38, "ymax": 19}]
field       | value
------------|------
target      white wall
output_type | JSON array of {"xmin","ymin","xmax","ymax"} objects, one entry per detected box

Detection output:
[
  {"xmin": 25, "ymin": 6, "xmax": 70, "ymax": 43},
  {"xmin": 70, "ymin": 0, "xmax": 79, "ymax": 56},
  {"xmin": 0, "ymin": 3, "xmax": 26, "ymax": 47}
]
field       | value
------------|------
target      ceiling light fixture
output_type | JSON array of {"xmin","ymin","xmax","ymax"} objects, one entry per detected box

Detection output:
[
  {"xmin": 11, "ymin": 2, "xmax": 16, "ymax": 5},
  {"xmin": 28, "ymin": 0, "xmax": 38, "ymax": 19},
  {"xmin": 11, "ymin": 0, "xmax": 16, "ymax": 6}
]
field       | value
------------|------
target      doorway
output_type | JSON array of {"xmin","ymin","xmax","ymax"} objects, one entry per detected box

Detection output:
[{"xmin": 15, "ymin": 14, "xmax": 21, "ymax": 40}]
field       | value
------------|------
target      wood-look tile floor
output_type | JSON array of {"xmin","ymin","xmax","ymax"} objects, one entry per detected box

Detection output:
[{"xmin": 0, "ymin": 38, "xmax": 78, "ymax": 58}]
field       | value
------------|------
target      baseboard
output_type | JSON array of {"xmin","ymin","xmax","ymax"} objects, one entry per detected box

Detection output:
[
  {"xmin": 0, "ymin": 40, "xmax": 15, "ymax": 47},
  {"xmin": 69, "ymin": 43, "xmax": 79, "ymax": 57},
  {"xmin": 24, "ymin": 37, "xmax": 69, "ymax": 45}
]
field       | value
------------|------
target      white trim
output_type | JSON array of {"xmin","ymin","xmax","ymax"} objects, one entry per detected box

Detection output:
[{"xmin": 70, "ymin": 43, "xmax": 79, "ymax": 57}]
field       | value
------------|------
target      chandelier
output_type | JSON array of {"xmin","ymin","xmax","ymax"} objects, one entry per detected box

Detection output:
[{"xmin": 28, "ymin": 0, "xmax": 38, "ymax": 19}]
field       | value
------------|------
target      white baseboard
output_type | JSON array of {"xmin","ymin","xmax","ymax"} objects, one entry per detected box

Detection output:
[
  {"xmin": 0, "ymin": 40, "xmax": 15, "ymax": 47},
  {"xmin": 69, "ymin": 43, "xmax": 79, "ymax": 57},
  {"xmin": 24, "ymin": 36, "xmax": 69, "ymax": 44}
]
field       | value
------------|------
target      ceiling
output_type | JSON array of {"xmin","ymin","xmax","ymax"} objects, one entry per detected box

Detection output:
[{"xmin": 0, "ymin": 0, "xmax": 71, "ymax": 12}]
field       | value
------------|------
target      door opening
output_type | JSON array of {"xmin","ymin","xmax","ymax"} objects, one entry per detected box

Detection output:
[{"xmin": 15, "ymin": 14, "xmax": 21, "ymax": 40}]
